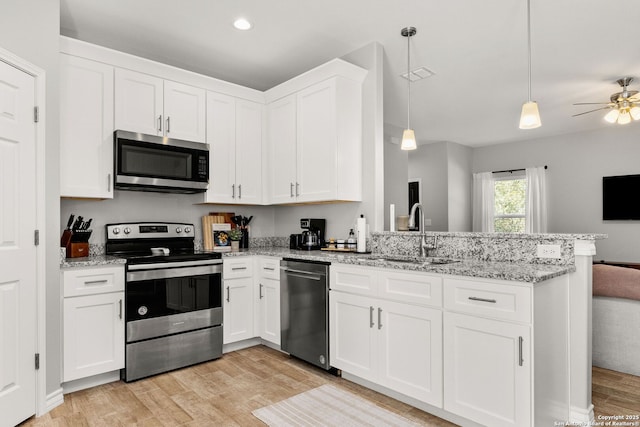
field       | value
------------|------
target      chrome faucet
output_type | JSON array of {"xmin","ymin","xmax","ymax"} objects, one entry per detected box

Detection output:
[{"xmin": 409, "ymin": 203, "xmax": 436, "ymax": 257}]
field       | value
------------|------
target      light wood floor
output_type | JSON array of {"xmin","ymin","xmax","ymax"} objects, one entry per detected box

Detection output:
[{"xmin": 20, "ymin": 346, "xmax": 640, "ymax": 426}]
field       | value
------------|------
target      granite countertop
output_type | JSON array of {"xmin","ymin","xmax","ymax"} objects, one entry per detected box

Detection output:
[
  {"xmin": 224, "ymin": 248, "xmax": 575, "ymax": 284},
  {"xmin": 60, "ymin": 247, "xmax": 575, "ymax": 284}
]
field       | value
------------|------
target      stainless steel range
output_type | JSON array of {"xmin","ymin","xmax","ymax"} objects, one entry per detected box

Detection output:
[{"xmin": 105, "ymin": 222, "xmax": 223, "ymax": 382}]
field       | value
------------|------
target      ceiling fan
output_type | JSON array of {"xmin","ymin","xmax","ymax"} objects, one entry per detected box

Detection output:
[{"xmin": 573, "ymin": 77, "xmax": 640, "ymax": 125}]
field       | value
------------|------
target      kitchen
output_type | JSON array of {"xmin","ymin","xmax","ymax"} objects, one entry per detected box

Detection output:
[{"xmin": 1, "ymin": 0, "xmax": 640, "ymax": 426}]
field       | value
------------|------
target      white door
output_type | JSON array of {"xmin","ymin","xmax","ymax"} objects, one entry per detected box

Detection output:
[
  {"xmin": 205, "ymin": 91, "xmax": 236, "ymax": 203},
  {"xmin": 235, "ymin": 99, "xmax": 263, "ymax": 204},
  {"xmin": 163, "ymin": 80, "xmax": 205, "ymax": 142},
  {"xmin": 0, "ymin": 60, "xmax": 37, "ymax": 427},
  {"xmin": 223, "ymin": 278, "xmax": 254, "ymax": 344},
  {"xmin": 258, "ymin": 277, "xmax": 280, "ymax": 345},
  {"xmin": 444, "ymin": 312, "xmax": 531, "ymax": 427},
  {"xmin": 267, "ymin": 94, "xmax": 297, "ymax": 204},
  {"xmin": 114, "ymin": 68, "xmax": 163, "ymax": 136}
]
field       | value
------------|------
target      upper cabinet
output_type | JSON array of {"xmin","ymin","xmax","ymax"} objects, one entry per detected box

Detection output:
[
  {"xmin": 60, "ymin": 54, "xmax": 114, "ymax": 199},
  {"xmin": 265, "ymin": 60, "xmax": 367, "ymax": 204},
  {"xmin": 204, "ymin": 92, "xmax": 263, "ymax": 204},
  {"xmin": 114, "ymin": 68, "xmax": 206, "ymax": 143}
]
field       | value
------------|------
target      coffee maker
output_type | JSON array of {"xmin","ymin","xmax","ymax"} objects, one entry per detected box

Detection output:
[{"xmin": 298, "ymin": 218, "xmax": 326, "ymax": 250}]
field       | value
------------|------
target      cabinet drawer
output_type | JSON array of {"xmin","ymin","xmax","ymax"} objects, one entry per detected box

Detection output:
[
  {"xmin": 62, "ymin": 265, "xmax": 125, "ymax": 297},
  {"xmin": 223, "ymin": 257, "xmax": 253, "ymax": 279},
  {"xmin": 378, "ymin": 270, "xmax": 442, "ymax": 308},
  {"xmin": 330, "ymin": 264, "xmax": 378, "ymax": 296},
  {"xmin": 444, "ymin": 278, "xmax": 531, "ymax": 323},
  {"xmin": 257, "ymin": 257, "xmax": 280, "ymax": 280}
]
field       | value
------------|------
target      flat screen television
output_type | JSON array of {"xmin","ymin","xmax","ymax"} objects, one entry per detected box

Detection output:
[{"xmin": 603, "ymin": 174, "xmax": 640, "ymax": 220}]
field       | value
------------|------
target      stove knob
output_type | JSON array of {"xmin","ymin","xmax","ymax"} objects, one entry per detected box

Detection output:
[
  {"xmin": 123, "ymin": 227, "xmax": 131, "ymax": 235},
  {"xmin": 112, "ymin": 227, "xmax": 120, "ymax": 235},
  {"xmin": 184, "ymin": 226, "xmax": 192, "ymax": 234},
  {"xmin": 176, "ymin": 227, "xmax": 183, "ymax": 234}
]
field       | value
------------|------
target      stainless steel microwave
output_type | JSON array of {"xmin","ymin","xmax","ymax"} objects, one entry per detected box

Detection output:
[{"xmin": 114, "ymin": 130, "xmax": 209, "ymax": 193}]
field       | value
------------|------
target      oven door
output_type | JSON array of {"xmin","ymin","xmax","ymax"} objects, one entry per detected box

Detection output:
[
  {"xmin": 114, "ymin": 130, "xmax": 209, "ymax": 193},
  {"xmin": 125, "ymin": 260, "xmax": 222, "ymax": 343}
]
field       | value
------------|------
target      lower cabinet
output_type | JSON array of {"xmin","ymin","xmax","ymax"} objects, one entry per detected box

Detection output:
[
  {"xmin": 256, "ymin": 257, "xmax": 281, "ymax": 345},
  {"xmin": 223, "ymin": 257, "xmax": 255, "ymax": 344},
  {"xmin": 61, "ymin": 265, "xmax": 125, "ymax": 382},
  {"xmin": 330, "ymin": 265, "xmax": 443, "ymax": 407}
]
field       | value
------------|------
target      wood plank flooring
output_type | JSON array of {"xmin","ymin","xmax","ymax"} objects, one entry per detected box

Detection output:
[{"xmin": 20, "ymin": 346, "xmax": 640, "ymax": 426}]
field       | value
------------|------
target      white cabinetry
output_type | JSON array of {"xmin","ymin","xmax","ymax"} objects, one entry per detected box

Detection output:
[
  {"xmin": 266, "ymin": 65, "xmax": 365, "ymax": 204},
  {"xmin": 330, "ymin": 264, "xmax": 443, "ymax": 406},
  {"xmin": 255, "ymin": 257, "xmax": 281, "ymax": 345},
  {"xmin": 61, "ymin": 265, "xmax": 125, "ymax": 382},
  {"xmin": 59, "ymin": 54, "xmax": 114, "ymax": 199},
  {"xmin": 115, "ymin": 68, "xmax": 205, "ymax": 142},
  {"xmin": 205, "ymin": 92, "xmax": 263, "ymax": 204},
  {"xmin": 223, "ymin": 257, "xmax": 255, "ymax": 344}
]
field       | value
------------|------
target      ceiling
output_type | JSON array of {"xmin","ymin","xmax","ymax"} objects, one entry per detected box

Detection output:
[{"xmin": 60, "ymin": 0, "xmax": 640, "ymax": 147}]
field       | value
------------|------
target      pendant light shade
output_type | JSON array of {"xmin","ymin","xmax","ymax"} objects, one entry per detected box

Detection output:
[
  {"xmin": 401, "ymin": 26, "xmax": 418, "ymax": 150},
  {"xmin": 519, "ymin": 0, "xmax": 541, "ymax": 129}
]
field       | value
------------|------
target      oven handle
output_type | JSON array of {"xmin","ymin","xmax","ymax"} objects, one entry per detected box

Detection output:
[
  {"xmin": 128, "ymin": 259, "xmax": 222, "ymax": 271},
  {"xmin": 127, "ymin": 264, "xmax": 222, "ymax": 282}
]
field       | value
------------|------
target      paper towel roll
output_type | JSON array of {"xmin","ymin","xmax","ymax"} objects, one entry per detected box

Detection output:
[
  {"xmin": 390, "ymin": 204, "xmax": 395, "ymax": 232},
  {"xmin": 357, "ymin": 215, "xmax": 367, "ymax": 253}
]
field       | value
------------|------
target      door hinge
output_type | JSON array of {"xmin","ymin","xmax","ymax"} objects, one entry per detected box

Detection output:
[
  {"xmin": 33, "ymin": 106, "xmax": 39, "ymax": 123},
  {"xmin": 35, "ymin": 353, "xmax": 40, "ymax": 370},
  {"xmin": 34, "ymin": 229, "xmax": 39, "ymax": 246}
]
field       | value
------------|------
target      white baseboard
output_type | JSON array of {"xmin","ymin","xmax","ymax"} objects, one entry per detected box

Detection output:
[
  {"xmin": 222, "ymin": 337, "xmax": 262, "ymax": 353},
  {"xmin": 43, "ymin": 388, "xmax": 64, "ymax": 414},
  {"xmin": 570, "ymin": 404, "xmax": 595, "ymax": 425},
  {"xmin": 62, "ymin": 370, "xmax": 121, "ymax": 394}
]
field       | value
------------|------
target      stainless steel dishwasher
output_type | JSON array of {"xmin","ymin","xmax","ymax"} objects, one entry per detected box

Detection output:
[{"xmin": 280, "ymin": 258, "xmax": 331, "ymax": 370}]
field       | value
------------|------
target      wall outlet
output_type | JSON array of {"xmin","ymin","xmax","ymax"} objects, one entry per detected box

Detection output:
[{"xmin": 536, "ymin": 244, "xmax": 562, "ymax": 259}]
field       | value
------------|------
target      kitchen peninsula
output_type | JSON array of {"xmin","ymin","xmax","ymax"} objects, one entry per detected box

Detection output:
[{"xmin": 63, "ymin": 230, "xmax": 605, "ymax": 426}]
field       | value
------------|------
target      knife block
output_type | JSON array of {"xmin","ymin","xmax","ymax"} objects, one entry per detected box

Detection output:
[{"xmin": 65, "ymin": 229, "xmax": 92, "ymax": 258}]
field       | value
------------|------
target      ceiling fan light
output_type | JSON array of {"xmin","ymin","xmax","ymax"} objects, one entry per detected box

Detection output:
[
  {"xmin": 617, "ymin": 110, "xmax": 631, "ymax": 125},
  {"xmin": 519, "ymin": 101, "xmax": 541, "ymax": 129},
  {"xmin": 401, "ymin": 129, "xmax": 417, "ymax": 150},
  {"xmin": 630, "ymin": 106, "xmax": 640, "ymax": 121},
  {"xmin": 604, "ymin": 109, "xmax": 619, "ymax": 123}
]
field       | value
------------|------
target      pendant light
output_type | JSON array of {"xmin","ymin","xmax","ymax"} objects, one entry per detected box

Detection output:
[
  {"xmin": 401, "ymin": 27, "xmax": 417, "ymax": 150},
  {"xmin": 519, "ymin": 0, "xmax": 541, "ymax": 129}
]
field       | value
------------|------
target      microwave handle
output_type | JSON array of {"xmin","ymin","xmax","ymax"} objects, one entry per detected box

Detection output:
[{"xmin": 157, "ymin": 115, "xmax": 162, "ymax": 133}]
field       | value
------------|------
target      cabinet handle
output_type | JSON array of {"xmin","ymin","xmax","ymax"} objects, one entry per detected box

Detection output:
[
  {"xmin": 263, "ymin": 267, "xmax": 275, "ymax": 271},
  {"xmin": 369, "ymin": 306, "xmax": 374, "ymax": 328},
  {"xmin": 290, "ymin": 182, "xmax": 294, "ymax": 197},
  {"xmin": 158, "ymin": 115, "xmax": 162, "ymax": 132},
  {"xmin": 518, "ymin": 336, "xmax": 524, "ymax": 367},
  {"xmin": 231, "ymin": 267, "xmax": 247, "ymax": 271},
  {"xmin": 107, "ymin": 173, "xmax": 111, "ymax": 192},
  {"xmin": 226, "ymin": 286, "xmax": 230, "ymax": 302},
  {"xmin": 238, "ymin": 184, "xmax": 242, "ymax": 199},
  {"xmin": 118, "ymin": 299, "xmax": 123, "ymax": 320},
  {"xmin": 259, "ymin": 283, "xmax": 264, "ymax": 299},
  {"xmin": 378, "ymin": 307, "xmax": 383, "ymax": 330},
  {"xmin": 468, "ymin": 296, "xmax": 497, "ymax": 304},
  {"xmin": 84, "ymin": 279, "xmax": 108, "ymax": 286},
  {"xmin": 232, "ymin": 184, "xmax": 236, "ymax": 198},
  {"xmin": 296, "ymin": 182, "xmax": 300, "ymax": 197},
  {"xmin": 166, "ymin": 116, "xmax": 170, "ymax": 133}
]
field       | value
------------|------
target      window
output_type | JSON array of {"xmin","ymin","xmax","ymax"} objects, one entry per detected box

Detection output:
[{"xmin": 494, "ymin": 175, "xmax": 526, "ymax": 233}]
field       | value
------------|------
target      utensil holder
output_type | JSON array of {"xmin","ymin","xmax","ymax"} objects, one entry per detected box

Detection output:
[{"xmin": 241, "ymin": 229, "xmax": 249, "ymax": 249}]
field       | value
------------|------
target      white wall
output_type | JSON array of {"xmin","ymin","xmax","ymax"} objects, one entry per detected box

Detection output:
[
  {"xmin": 473, "ymin": 125, "xmax": 640, "ymax": 262},
  {"xmin": 447, "ymin": 142, "xmax": 473, "ymax": 231},
  {"xmin": 408, "ymin": 142, "xmax": 449, "ymax": 231},
  {"xmin": 383, "ymin": 137, "xmax": 408, "ymax": 231},
  {"xmin": 0, "ymin": 0, "xmax": 61, "ymax": 397}
]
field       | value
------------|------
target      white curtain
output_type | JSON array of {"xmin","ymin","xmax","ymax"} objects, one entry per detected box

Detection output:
[
  {"xmin": 525, "ymin": 166, "xmax": 548, "ymax": 233},
  {"xmin": 472, "ymin": 172, "xmax": 495, "ymax": 232}
]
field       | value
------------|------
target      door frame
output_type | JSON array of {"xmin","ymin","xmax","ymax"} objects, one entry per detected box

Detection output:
[{"xmin": 0, "ymin": 46, "xmax": 49, "ymax": 417}]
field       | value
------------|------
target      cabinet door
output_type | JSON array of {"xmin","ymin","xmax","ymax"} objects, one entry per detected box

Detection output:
[
  {"xmin": 60, "ymin": 54, "xmax": 114, "ymax": 199},
  {"xmin": 223, "ymin": 277, "xmax": 254, "ymax": 344},
  {"xmin": 163, "ymin": 80, "xmax": 206, "ymax": 142},
  {"xmin": 267, "ymin": 94, "xmax": 298, "ymax": 204},
  {"xmin": 205, "ymin": 91, "xmax": 236, "ymax": 203},
  {"xmin": 235, "ymin": 99, "xmax": 263, "ymax": 204},
  {"xmin": 115, "ymin": 68, "xmax": 163, "ymax": 136},
  {"xmin": 63, "ymin": 292, "xmax": 124, "ymax": 382},
  {"xmin": 377, "ymin": 300, "xmax": 443, "ymax": 407},
  {"xmin": 329, "ymin": 291, "xmax": 377, "ymax": 382},
  {"xmin": 296, "ymin": 79, "xmax": 338, "ymax": 202},
  {"xmin": 444, "ymin": 312, "xmax": 531, "ymax": 427},
  {"xmin": 258, "ymin": 277, "xmax": 280, "ymax": 345}
]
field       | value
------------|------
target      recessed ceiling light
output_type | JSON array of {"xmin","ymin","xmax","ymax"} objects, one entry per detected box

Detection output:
[{"xmin": 233, "ymin": 18, "xmax": 252, "ymax": 30}]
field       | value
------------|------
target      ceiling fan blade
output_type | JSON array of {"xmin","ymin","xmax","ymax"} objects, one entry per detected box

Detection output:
[{"xmin": 572, "ymin": 107, "xmax": 611, "ymax": 117}]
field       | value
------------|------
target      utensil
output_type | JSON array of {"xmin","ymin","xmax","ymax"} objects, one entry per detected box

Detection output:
[
  {"xmin": 83, "ymin": 218, "xmax": 92, "ymax": 230},
  {"xmin": 66, "ymin": 214, "xmax": 75, "ymax": 229},
  {"xmin": 71, "ymin": 216, "xmax": 83, "ymax": 232}
]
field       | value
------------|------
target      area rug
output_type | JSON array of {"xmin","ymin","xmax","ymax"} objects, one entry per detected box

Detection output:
[{"xmin": 252, "ymin": 384, "xmax": 421, "ymax": 426}]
